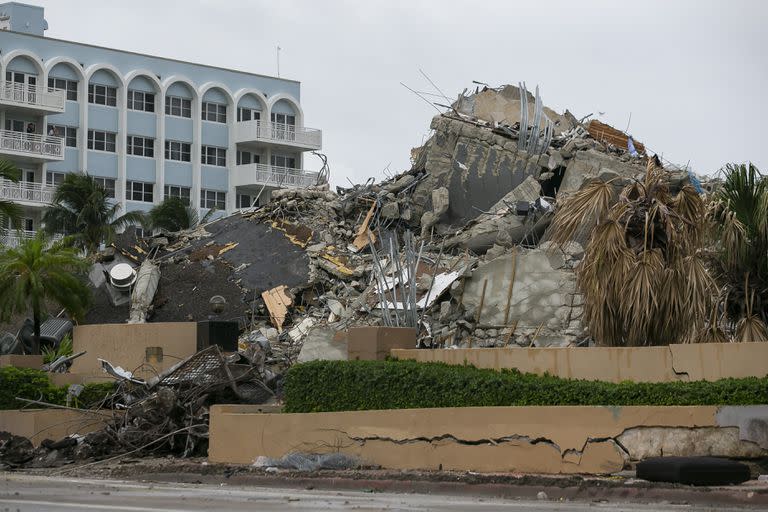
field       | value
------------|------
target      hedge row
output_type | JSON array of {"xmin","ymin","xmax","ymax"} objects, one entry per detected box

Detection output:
[
  {"xmin": 0, "ymin": 366, "xmax": 115, "ymax": 410},
  {"xmin": 284, "ymin": 359, "xmax": 768, "ymax": 413}
]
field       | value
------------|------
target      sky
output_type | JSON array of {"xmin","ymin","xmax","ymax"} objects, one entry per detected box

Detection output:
[{"xmin": 34, "ymin": 0, "xmax": 768, "ymax": 187}]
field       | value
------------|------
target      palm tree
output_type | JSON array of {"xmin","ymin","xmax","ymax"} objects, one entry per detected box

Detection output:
[
  {"xmin": 42, "ymin": 172, "xmax": 144, "ymax": 254},
  {"xmin": 0, "ymin": 231, "xmax": 90, "ymax": 354},
  {"xmin": 0, "ymin": 159, "xmax": 22, "ymax": 230},
  {"xmin": 550, "ymin": 156, "xmax": 714, "ymax": 346},
  {"xmin": 708, "ymin": 162, "xmax": 768, "ymax": 341},
  {"xmin": 145, "ymin": 196, "xmax": 215, "ymax": 233}
]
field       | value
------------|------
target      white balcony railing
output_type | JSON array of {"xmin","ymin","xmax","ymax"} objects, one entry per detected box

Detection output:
[
  {"xmin": 0, "ymin": 178, "xmax": 56, "ymax": 205},
  {"xmin": 0, "ymin": 229, "xmax": 64, "ymax": 248},
  {"xmin": 234, "ymin": 163, "xmax": 320, "ymax": 189},
  {"xmin": 0, "ymin": 81, "xmax": 66, "ymax": 111},
  {"xmin": 235, "ymin": 120, "xmax": 322, "ymax": 149},
  {"xmin": 0, "ymin": 130, "xmax": 64, "ymax": 160}
]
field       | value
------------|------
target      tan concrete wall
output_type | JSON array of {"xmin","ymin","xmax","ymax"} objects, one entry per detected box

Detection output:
[
  {"xmin": 209, "ymin": 405, "xmax": 768, "ymax": 474},
  {"xmin": 0, "ymin": 355, "xmax": 43, "ymax": 369},
  {"xmin": 347, "ymin": 327, "xmax": 417, "ymax": 361},
  {"xmin": 70, "ymin": 323, "xmax": 197, "ymax": 380},
  {"xmin": 0, "ymin": 409, "xmax": 113, "ymax": 446},
  {"xmin": 391, "ymin": 342, "xmax": 768, "ymax": 383}
]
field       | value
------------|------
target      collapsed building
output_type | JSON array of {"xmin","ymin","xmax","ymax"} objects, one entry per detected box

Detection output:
[{"xmin": 69, "ymin": 82, "xmax": 707, "ymax": 362}]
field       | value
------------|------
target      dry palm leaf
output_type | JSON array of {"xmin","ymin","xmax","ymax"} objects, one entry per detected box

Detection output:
[{"xmin": 550, "ymin": 180, "xmax": 614, "ymax": 246}]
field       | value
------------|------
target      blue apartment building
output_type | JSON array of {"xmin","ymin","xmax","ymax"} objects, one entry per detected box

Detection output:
[{"xmin": 0, "ymin": 2, "xmax": 321, "ymax": 245}]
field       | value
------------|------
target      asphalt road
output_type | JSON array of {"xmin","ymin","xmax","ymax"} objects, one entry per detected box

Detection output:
[{"xmin": 0, "ymin": 473, "xmax": 749, "ymax": 511}]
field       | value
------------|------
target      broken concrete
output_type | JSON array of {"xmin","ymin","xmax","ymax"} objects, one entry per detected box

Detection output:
[
  {"xmin": 460, "ymin": 249, "xmax": 584, "ymax": 346},
  {"xmin": 209, "ymin": 405, "xmax": 765, "ymax": 474}
]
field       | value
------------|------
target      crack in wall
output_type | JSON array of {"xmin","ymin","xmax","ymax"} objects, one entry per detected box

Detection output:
[
  {"xmin": 319, "ymin": 428, "xmax": 562, "ymax": 452},
  {"xmin": 668, "ymin": 345, "xmax": 690, "ymax": 381}
]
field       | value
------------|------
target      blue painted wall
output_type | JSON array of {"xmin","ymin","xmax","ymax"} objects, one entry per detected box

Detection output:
[
  {"xmin": 164, "ymin": 161, "xmax": 193, "ymax": 187},
  {"xmin": 126, "ymin": 156, "xmax": 155, "ymax": 182},
  {"xmin": 201, "ymin": 166, "xmax": 227, "ymax": 190},
  {"xmin": 87, "ymin": 105, "xmax": 118, "ymax": 131},
  {"xmin": 47, "ymin": 147, "xmax": 78, "ymax": 172},
  {"xmin": 86, "ymin": 151, "xmax": 117, "ymax": 178},
  {"xmin": 127, "ymin": 111, "xmax": 156, "ymax": 137}
]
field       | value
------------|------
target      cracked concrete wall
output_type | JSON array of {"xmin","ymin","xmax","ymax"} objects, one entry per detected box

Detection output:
[
  {"xmin": 209, "ymin": 405, "xmax": 768, "ymax": 474},
  {"xmin": 392, "ymin": 342, "xmax": 768, "ymax": 383},
  {"xmin": 0, "ymin": 410, "xmax": 113, "ymax": 446},
  {"xmin": 460, "ymin": 249, "xmax": 584, "ymax": 346},
  {"xmin": 411, "ymin": 116, "xmax": 541, "ymax": 228}
]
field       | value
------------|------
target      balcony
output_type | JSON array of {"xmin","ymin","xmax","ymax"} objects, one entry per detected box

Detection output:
[
  {"xmin": 0, "ymin": 229, "xmax": 63, "ymax": 248},
  {"xmin": 0, "ymin": 130, "xmax": 64, "ymax": 162},
  {"xmin": 234, "ymin": 121, "xmax": 322, "ymax": 151},
  {"xmin": 0, "ymin": 178, "xmax": 56, "ymax": 207},
  {"xmin": 0, "ymin": 81, "xmax": 66, "ymax": 114},
  {"xmin": 233, "ymin": 163, "xmax": 320, "ymax": 189}
]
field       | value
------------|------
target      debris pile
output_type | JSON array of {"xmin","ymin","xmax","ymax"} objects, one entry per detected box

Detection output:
[
  {"xmin": 1, "ymin": 344, "xmax": 275, "ymax": 469},
  {"xmin": 70, "ymin": 82, "xmax": 712, "ymax": 362}
]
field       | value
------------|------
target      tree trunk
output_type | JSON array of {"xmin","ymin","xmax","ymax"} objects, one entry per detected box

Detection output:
[{"xmin": 32, "ymin": 307, "xmax": 41, "ymax": 355}]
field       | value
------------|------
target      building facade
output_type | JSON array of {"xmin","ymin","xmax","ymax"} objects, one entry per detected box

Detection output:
[{"xmin": 0, "ymin": 2, "xmax": 321, "ymax": 246}]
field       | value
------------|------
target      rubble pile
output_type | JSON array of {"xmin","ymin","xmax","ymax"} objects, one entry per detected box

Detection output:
[
  {"xmin": 86, "ymin": 82, "xmax": 709, "ymax": 365},
  {"xmin": 0, "ymin": 344, "xmax": 276, "ymax": 469}
]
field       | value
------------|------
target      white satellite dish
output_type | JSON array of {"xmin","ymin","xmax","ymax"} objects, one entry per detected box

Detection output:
[{"xmin": 109, "ymin": 263, "xmax": 137, "ymax": 289}]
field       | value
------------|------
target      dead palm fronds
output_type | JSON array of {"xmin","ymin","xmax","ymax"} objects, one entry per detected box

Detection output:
[
  {"xmin": 552, "ymin": 155, "xmax": 715, "ymax": 346},
  {"xmin": 734, "ymin": 275, "xmax": 768, "ymax": 342},
  {"xmin": 698, "ymin": 301, "xmax": 730, "ymax": 344}
]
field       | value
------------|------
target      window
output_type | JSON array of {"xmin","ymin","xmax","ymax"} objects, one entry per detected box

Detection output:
[
  {"xmin": 127, "ymin": 90, "xmax": 155, "ymax": 112},
  {"xmin": 237, "ymin": 107, "xmax": 261, "ymax": 122},
  {"xmin": 127, "ymin": 135, "xmax": 155, "ymax": 157},
  {"xmin": 200, "ymin": 189, "xmax": 225, "ymax": 209},
  {"xmin": 270, "ymin": 112, "xmax": 296, "ymax": 126},
  {"xmin": 271, "ymin": 154, "xmax": 296, "ymax": 169},
  {"xmin": 93, "ymin": 177, "xmax": 116, "ymax": 198},
  {"xmin": 202, "ymin": 102, "xmax": 226, "ymax": 123},
  {"xmin": 87, "ymin": 130, "xmax": 116, "ymax": 152},
  {"xmin": 164, "ymin": 140, "xmax": 191, "ymax": 162},
  {"xmin": 5, "ymin": 119, "xmax": 25, "ymax": 132},
  {"xmin": 236, "ymin": 150, "xmax": 260, "ymax": 165},
  {"xmin": 164, "ymin": 185, "xmax": 191, "ymax": 205},
  {"xmin": 88, "ymin": 83, "xmax": 117, "ymax": 106},
  {"xmin": 237, "ymin": 194, "xmax": 253, "ymax": 208},
  {"xmin": 165, "ymin": 95, "xmax": 191, "ymax": 118},
  {"xmin": 6, "ymin": 71, "xmax": 36, "ymax": 87},
  {"xmin": 126, "ymin": 180, "xmax": 153, "ymax": 202},
  {"xmin": 48, "ymin": 77, "xmax": 78, "ymax": 101},
  {"xmin": 46, "ymin": 171, "xmax": 65, "ymax": 187},
  {"xmin": 201, "ymin": 145, "xmax": 226, "ymax": 167},
  {"xmin": 47, "ymin": 125, "xmax": 77, "ymax": 147},
  {"xmin": 22, "ymin": 218, "xmax": 34, "ymax": 232}
]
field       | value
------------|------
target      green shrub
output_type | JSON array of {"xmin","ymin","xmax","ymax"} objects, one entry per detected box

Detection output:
[
  {"xmin": 0, "ymin": 366, "xmax": 114, "ymax": 410},
  {"xmin": 284, "ymin": 360, "xmax": 768, "ymax": 413}
]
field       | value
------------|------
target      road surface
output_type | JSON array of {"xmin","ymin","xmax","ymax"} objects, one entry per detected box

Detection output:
[{"xmin": 0, "ymin": 473, "xmax": 750, "ymax": 511}]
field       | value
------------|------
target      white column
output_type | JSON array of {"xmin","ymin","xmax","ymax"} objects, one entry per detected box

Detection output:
[
  {"xmin": 226, "ymin": 100, "xmax": 236, "ymax": 213},
  {"xmin": 155, "ymin": 90, "xmax": 164, "ymax": 205},
  {"xmin": 116, "ymin": 86, "xmax": 127, "ymax": 211},
  {"xmin": 192, "ymin": 96, "xmax": 201, "ymax": 213}
]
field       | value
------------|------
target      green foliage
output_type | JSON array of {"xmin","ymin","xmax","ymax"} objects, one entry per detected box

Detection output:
[
  {"xmin": 0, "ymin": 231, "xmax": 90, "ymax": 353},
  {"xmin": 0, "ymin": 366, "xmax": 115, "ymax": 410},
  {"xmin": 42, "ymin": 334, "xmax": 73, "ymax": 364},
  {"xmin": 42, "ymin": 172, "xmax": 145, "ymax": 254},
  {"xmin": 145, "ymin": 196, "xmax": 216, "ymax": 233},
  {"xmin": 710, "ymin": 163, "xmax": 768, "ymax": 329},
  {"xmin": 284, "ymin": 360, "xmax": 768, "ymax": 413}
]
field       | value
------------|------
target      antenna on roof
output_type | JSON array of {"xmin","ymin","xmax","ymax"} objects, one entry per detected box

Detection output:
[{"xmin": 276, "ymin": 45, "xmax": 281, "ymax": 78}]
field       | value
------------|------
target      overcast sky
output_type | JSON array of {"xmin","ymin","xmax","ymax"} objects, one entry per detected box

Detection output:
[{"xmin": 35, "ymin": 0, "xmax": 767, "ymax": 186}]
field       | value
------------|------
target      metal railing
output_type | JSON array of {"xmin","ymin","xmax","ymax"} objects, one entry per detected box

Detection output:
[
  {"xmin": 0, "ymin": 80, "xmax": 66, "ymax": 111},
  {"xmin": 235, "ymin": 163, "xmax": 320, "ymax": 189},
  {"xmin": 0, "ymin": 229, "xmax": 63, "ymax": 248},
  {"xmin": 235, "ymin": 120, "xmax": 322, "ymax": 149},
  {"xmin": 0, "ymin": 178, "xmax": 56, "ymax": 205},
  {"xmin": 0, "ymin": 130, "xmax": 64, "ymax": 159}
]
